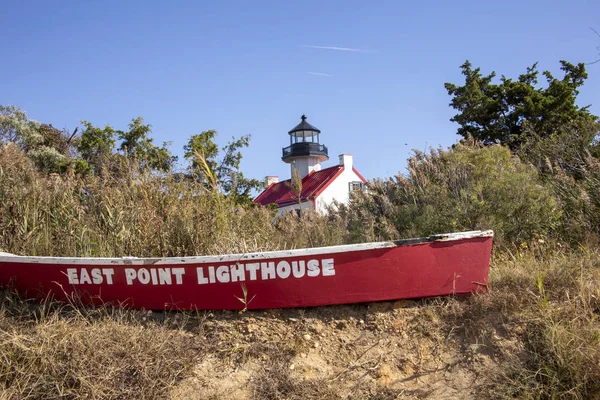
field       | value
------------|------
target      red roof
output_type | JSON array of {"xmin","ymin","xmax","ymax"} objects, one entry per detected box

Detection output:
[{"xmin": 255, "ymin": 165, "xmax": 344, "ymax": 208}]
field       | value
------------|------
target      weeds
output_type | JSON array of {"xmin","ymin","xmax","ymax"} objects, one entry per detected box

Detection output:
[
  {"xmin": 234, "ymin": 283, "xmax": 256, "ymax": 312},
  {"xmin": 0, "ymin": 144, "xmax": 345, "ymax": 258},
  {"xmin": 2, "ymin": 134, "xmax": 600, "ymax": 398},
  {"xmin": 0, "ymin": 290, "xmax": 198, "ymax": 399},
  {"xmin": 443, "ymin": 248, "xmax": 600, "ymax": 399}
]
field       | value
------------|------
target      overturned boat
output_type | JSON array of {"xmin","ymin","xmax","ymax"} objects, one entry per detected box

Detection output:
[{"xmin": 0, "ymin": 230, "xmax": 493, "ymax": 310}]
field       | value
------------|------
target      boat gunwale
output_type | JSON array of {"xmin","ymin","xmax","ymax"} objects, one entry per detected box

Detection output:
[{"xmin": 0, "ymin": 230, "xmax": 493, "ymax": 265}]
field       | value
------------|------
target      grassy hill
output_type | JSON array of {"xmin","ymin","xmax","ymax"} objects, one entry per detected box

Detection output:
[
  {"xmin": 1, "ymin": 127, "xmax": 600, "ymax": 399},
  {"xmin": 1, "ymin": 249, "xmax": 599, "ymax": 399}
]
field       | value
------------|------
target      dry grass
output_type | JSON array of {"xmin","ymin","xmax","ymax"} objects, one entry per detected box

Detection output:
[
  {"xmin": 1, "ymin": 248, "xmax": 599, "ymax": 399},
  {"xmin": 0, "ymin": 293, "xmax": 199, "ymax": 399},
  {"xmin": 441, "ymin": 247, "xmax": 600, "ymax": 399},
  {"xmin": 0, "ymin": 143, "xmax": 346, "ymax": 258},
  {"xmin": 2, "ymin": 141, "xmax": 600, "ymax": 399}
]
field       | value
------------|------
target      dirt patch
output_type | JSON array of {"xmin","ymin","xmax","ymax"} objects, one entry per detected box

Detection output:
[{"xmin": 167, "ymin": 299, "xmax": 507, "ymax": 399}]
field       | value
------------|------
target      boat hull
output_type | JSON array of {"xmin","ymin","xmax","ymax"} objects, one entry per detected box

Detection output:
[{"xmin": 0, "ymin": 231, "xmax": 493, "ymax": 310}]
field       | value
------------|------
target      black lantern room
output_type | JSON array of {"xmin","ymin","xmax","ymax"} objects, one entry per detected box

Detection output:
[{"xmin": 281, "ymin": 115, "xmax": 329, "ymax": 163}]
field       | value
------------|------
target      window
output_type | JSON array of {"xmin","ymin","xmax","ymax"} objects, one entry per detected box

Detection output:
[{"xmin": 349, "ymin": 181, "xmax": 365, "ymax": 192}]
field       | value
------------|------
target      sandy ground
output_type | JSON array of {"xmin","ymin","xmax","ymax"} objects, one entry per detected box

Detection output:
[{"xmin": 166, "ymin": 298, "xmax": 510, "ymax": 399}]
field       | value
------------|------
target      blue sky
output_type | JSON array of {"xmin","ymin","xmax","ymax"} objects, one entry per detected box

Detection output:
[{"xmin": 2, "ymin": 0, "xmax": 599, "ymax": 181}]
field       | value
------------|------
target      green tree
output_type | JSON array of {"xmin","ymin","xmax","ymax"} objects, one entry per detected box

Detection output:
[
  {"xmin": 0, "ymin": 105, "xmax": 29, "ymax": 144},
  {"xmin": 184, "ymin": 130, "xmax": 260, "ymax": 205},
  {"xmin": 77, "ymin": 121, "xmax": 116, "ymax": 174},
  {"xmin": 445, "ymin": 60, "xmax": 597, "ymax": 148},
  {"xmin": 183, "ymin": 130, "xmax": 219, "ymax": 182},
  {"xmin": 117, "ymin": 117, "xmax": 175, "ymax": 172},
  {"xmin": 25, "ymin": 123, "xmax": 75, "ymax": 173},
  {"xmin": 0, "ymin": 105, "xmax": 84, "ymax": 174}
]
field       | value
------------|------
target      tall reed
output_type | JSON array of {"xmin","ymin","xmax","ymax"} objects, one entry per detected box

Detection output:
[{"xmin": 0, "ymin": 143, "xmax": 346, "ymax": 258}]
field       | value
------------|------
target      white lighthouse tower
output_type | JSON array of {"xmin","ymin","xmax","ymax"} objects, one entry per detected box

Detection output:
[{"xmin": 281, "ymin": 115, "xmax": 329, "ymax": 179}]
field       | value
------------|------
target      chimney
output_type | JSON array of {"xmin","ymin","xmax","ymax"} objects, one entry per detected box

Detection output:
[
  {"xmin": 266, "ymin": 176, "xmax": 279, "ymax": 187},
  {"xmin": 339, "ymin": 154, "xmax": 353, "ymax": 170}
]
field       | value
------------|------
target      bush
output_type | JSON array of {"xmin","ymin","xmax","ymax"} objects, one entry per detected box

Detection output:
[
  {"xmin": 339, "ymin": 141, "xmax": 562, "ymax": 247},
  {"xmin": 519, "ymin": 121, "xmax": 600, "ymax": 245}
]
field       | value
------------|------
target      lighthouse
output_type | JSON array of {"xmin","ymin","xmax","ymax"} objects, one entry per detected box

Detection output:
[
  {"xmin": 281, "ymin": 115, "xmax": 329, "ymax": 179},
  {"xmin": 255, "ymin": 115, "xmax": 366, "ymax": 214}
]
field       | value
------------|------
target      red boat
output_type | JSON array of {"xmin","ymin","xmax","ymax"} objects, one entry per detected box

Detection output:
[{"xmin": 0, "ymin": 230, "xmax": 493, "ymax": 310}]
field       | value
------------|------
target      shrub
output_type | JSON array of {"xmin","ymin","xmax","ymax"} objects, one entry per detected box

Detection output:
[
  {"xmin": 519, "ymin": 121, "xmax": 600, "ymax": 245},
  {"xmin": 339, "ymin": 141, "xmax": 562, "ymax": 247}
]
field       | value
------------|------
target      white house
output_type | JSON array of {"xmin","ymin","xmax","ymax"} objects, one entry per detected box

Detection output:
[{"xmin": 254, "ymin": 115, "xmax": 366, "ymax": 214}]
